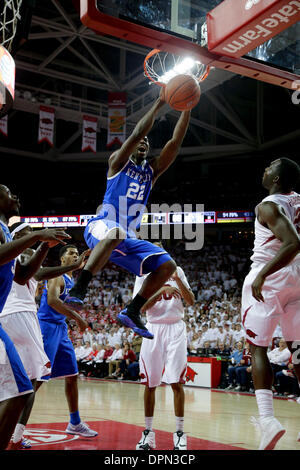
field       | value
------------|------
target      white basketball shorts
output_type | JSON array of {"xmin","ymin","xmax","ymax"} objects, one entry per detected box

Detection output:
[
  {"xmin": 241, "ymin": 263, "xmax": 300, "ymax": 347},
  {"xmin": 139, "ymin": 320, "xmax": 187, "ymax": 388},
  {"xmin": 0, "ymin": 311, "xmax": 51, "ymax": 380}
]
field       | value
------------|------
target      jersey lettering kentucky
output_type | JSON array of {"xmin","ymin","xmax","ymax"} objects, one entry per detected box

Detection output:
[
  {"xmin": 37, "ymin": 274, "xmax": 74, "ymax": 323},
  {"xmin": 0, "ymin": 220, "xmax": 15, "ymax": 313},
  {"xmin": 92, "ymin": 158, "xmax": 154, "ymax": 237}
]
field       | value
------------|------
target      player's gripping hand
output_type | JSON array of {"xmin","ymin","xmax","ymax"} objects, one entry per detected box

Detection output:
[
  {"xmin": 76, "ymin": 317, "xmax": 89, "ymax": 333},
  {"xmin": 161, "ymin": 286, "xmax": 182, "ymax": 300},
  {"xmin": 36, "ymin": 228, "xmax": 71, "ymax": 247},
  {"xmin": 73, "ymin": 249, "xmax": 91, "ymax": 270},
  {"xmin": 159, "ymin": 86, "xmax": 165, "ymax": 103},
  {"xmin": 251, "ymin": 273, "xmax": 265, "ymax": 302}
]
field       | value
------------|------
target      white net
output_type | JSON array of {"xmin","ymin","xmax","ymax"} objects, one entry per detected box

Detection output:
[
  {"xmin": 0, "ymin": 0, "xmax": 23, "ymax": 52},
  {"xmin": 144, "ymin": 49, "xmax": 210, "ymax": 86}
]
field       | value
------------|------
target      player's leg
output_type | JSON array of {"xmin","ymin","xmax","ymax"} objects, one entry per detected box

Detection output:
[
  {"xmin": 163, "ymin": 321, "xmax": 187, "ymax": 450},
  {"xmin": 2, "ymin": 312, "xmax": 51, "ymax": 449},
  {"xmin": 66, "ymin": 223, "xmax": 125, "ymax": 307},
  {"xmin": 136, "ymin": 324, "xmax": 162, "ymax": 450},
  {"xmin": 0, "ymin": 394, "xmax": 34, "ymax": 450},
  {"xmin": 136, "ymin": 386, "xmax": 156, "ymax": 450},
  {"xmin": 10, "ymin": 379, "xmax": 37, "ymax": 449},
  {"xmin": 171, "ymin": 383, "xmax": 186, "ymax": 450},
  {"xmin": 241, "ymin": 270, "xmax": 285, "ymax": 450},
  {"xmin": 0, "ymin": 326, "xmax": 34, "ymax": 450},
  {"xmin": 117, "ymin": 240, "xmax": 176, "ymax": 338}
]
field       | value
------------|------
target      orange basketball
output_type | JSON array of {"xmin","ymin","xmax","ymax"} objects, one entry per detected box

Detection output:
[{"xmin": 164, "ymin": 74, "xmax": 201, "ymax": 111}]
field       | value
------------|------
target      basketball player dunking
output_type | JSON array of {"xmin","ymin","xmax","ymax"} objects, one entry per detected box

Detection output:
[
  {"xmin": 65, "ymin": 91, "xmax": 191, "ymax": 340},
  {"xmin": 241, "ymin": 158, "xmax": 300, "ymax": 450},
  {"xmin": 133, "ymin": 243, "xmax": 195, "ymax": 451}
]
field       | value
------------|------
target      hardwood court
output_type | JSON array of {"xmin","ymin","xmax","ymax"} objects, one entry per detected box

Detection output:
[{"xmin": 20, "ymin": 377, "xmax": 300, "ymax": 451}]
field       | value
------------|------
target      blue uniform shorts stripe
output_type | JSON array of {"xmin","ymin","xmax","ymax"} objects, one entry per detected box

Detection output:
[{"xmin": 0, "ymin": 325, "xmax": 33, "ymax": 395}]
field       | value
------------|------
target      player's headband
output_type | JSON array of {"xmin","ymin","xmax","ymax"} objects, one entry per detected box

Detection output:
[{"xmin": 10, "ymin": 222, "xmax": 31, "ymax": 238}]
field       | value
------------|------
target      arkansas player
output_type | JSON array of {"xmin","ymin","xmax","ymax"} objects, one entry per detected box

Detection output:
[{"xmin": 241, "ymin": 158, "xmax": 300, "ymax": 450}]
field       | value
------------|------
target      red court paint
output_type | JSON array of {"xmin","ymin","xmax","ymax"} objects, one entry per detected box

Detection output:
[{"xmin": 21, "ymin": 420, "xmax": 245, "ymax": 451}]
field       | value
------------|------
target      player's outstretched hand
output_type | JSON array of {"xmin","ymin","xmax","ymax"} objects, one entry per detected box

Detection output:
[
  {"xmin": 37, "ymin": 228, "xmax": 71, "ymax": 247},
  {"xmin": 74, "ymin": 249, "xmax": 91, "ymax": 270}
]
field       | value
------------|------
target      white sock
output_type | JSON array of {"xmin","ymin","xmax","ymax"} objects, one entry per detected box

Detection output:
[
  {"xmin": 145, "ymin": 417, "xmax": 153, "ymax": 431},
  {"xmin": 255, "ymin": 389, "xmax": 274, "ymax": 419},
  {"xmin": 175, "ymin": 416, "xmax": 184, "ymax": 432},
  {"xmin": 12, "ymin": 423, "xmax": 25, "ymax": 443}
]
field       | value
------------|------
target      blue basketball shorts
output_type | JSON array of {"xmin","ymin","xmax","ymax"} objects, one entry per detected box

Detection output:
[
  {"xmin": 84, "ymin": 218, "xmax": 173, "ymax": 277},
  {"xmin": 0, "ymin": 324, "xmax": 33, "ymax": 401},
  {"xmin": 38, "ymin": 320, "xmax": 78, "ymax": 380}
]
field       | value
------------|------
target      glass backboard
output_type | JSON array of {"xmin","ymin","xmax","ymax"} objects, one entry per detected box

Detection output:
[{"xmin": 80, "ymin": 0, "xmax": 300, "ymax": 88}]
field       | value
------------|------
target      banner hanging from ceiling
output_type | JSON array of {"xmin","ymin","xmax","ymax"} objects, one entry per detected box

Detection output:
[
  {"xmin": 38, "ymin": 105, "xmax": 55, "ymax": 146},
  {"xmin": 107, "ymin": 92, "xmax": 126, "ymax": 148},
  {"xmin": 82, "ymin": 115, "xmax": 98, "ymax": 153}
]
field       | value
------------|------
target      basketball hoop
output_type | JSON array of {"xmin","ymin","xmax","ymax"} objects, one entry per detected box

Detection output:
[
  {"xmin": 144, "ymin": 49, "xmax": 211, "ymax": 88},
  {"xmin": 0, "ymin": 0, "xmax": 23, "ymax": 116}
]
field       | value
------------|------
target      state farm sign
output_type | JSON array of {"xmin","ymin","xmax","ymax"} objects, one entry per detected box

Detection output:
[{"xmin": 207, "ymin": 0, "xmax": 300, "ymax": 58}]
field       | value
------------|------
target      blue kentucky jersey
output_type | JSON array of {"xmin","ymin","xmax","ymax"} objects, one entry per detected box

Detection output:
[
  {"xmin": 38, "ymin": 274, "xmax": 74, "ymax": 323},
  {"xmin": 0, "ymin": 220, "xmax": 15, "ymax": 313},
  {"xmin": 94, "ymin": 158, "xmax": 154, "ymax": 236}
]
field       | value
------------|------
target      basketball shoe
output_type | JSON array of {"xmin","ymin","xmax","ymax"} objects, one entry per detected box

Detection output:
[
  {"xmin": 173, "ymin": 431, "xmax": 187, "ymax": 450},
  {"xmin": 251, "ymin": 416, "xmax": 285, "ymax": 450},
  {"xmin": 117, "ymin": 308, "xmax": 154, "ymax": 339},
  {"xmin": 6, "ymin": 437, "xmax": 32, "ymax": 450},
  {"xmin": 136, "ymin": 429, "xmax": 156, "ymax": 450},
  {"xmin": 65, "ymin": 422, "xmax": 98, "ymax": 437}
]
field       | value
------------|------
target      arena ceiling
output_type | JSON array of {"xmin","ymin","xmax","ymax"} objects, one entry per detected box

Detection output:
[{"xmin": 1, "ymin": 0, "xmax": 299, "ymax": 168}]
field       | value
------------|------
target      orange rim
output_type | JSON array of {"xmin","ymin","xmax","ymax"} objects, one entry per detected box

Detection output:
[
  {"xmin": 144, "ymin": 49, "xmax": 211, "ymax": 87},
  {"xmin": 144, "ymin": 49, "xmax": 166, "ymax": 87}
]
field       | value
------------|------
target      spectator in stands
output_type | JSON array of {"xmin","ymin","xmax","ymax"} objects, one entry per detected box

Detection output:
[
  {"xmin": 82, "ymin": 328, "xmax": 93, "ymax": 346},
  {"xmin": 131, "ymin": 335, "xmax": 143, "ymax": 360},
  {"xmin": 92, "ymin": 344, "xmax": 106, "ymax": 377},
  {"xmin": 117, "ymin": 343, "xmax": 137, "ymax": 380},
  {"xmin": 107, "ymin": 344, "xmax": 124, "ymax": 378},
  {"xmin": 231, "ymin": 323, "xmax": 245, "ymax": 346},
  {"xmin": 101, "ymin": 344, "xmax": 114, "ymax": 377},
  {"xmin": 77, "ymin": 341, "xmax": 93, "ymax": 373},
  {"xmin": 234, "ymin": 341, "xmax": 252, "ymax": 392},
  {"xmin": 225, "ymin": 341, "xmax": 244, "ymax": 390},
  {"xmin": 80, "ymin": 343, "xmax": 99, "ymax": 376},
  {"xmin": 188, "ymin": 332, "xmax": 201, "ymax": 355},
  {"xmin": 275, "ymin": 358, "xmax": 300, "ymax": 398},
  {"xmin": 267, "ymin": 338, "xmax": 291, "ymax": 374}
]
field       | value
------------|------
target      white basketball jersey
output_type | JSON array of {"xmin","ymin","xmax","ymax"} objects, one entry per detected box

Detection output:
[
  {"xmin": 133, "ymin": 266, "xmax": 191, "ymax": 324},
  {"xmin": 0, "ymin": 277, "xmax": 38, "ymax": 316},
  {"xmin": 251, "ymin": 191, "xmax": 300, "ymax": 265}
]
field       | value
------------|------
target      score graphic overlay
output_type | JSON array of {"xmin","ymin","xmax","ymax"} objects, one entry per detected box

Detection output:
[{"xmin": 17, "ymin": 210, "xmax": 253, "ymax": 228}]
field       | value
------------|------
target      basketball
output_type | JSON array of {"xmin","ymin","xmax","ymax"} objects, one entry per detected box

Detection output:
[{"xmin": 164, "ymin": 74, "xmax": 201, "ymax": 111}]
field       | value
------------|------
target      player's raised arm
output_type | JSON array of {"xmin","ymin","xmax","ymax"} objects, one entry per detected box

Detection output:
[
  {"xmin": 108, "ymin": 94, "xmax": 165, "ymax": 177},
  {"xmin": 47, "ymin": 277, "xmax": 88, "ymax": 332},
  {"xmin": 251, "ymin": 201, "xmax": 300, "ymax": 302},
  {"xmin": 150, "ymin": 110, "xmax": 190, "ymax": 185}
]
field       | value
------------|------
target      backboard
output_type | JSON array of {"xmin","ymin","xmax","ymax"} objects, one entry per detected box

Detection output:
[{"xmin": 79, "ymin": 0, "xmax": 300, "ymax": 89}]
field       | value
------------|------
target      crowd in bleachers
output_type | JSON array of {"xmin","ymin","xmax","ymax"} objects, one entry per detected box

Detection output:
[{"xmin": 39, "ymin": 242, "xmax": 299, "ymax": 398}]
